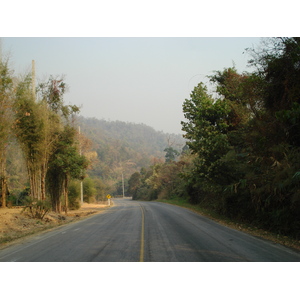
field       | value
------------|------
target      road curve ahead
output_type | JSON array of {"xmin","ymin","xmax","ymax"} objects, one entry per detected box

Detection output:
[{"xmin": 0, "ymin": 198, "xmax": 300, "ymax": 262}]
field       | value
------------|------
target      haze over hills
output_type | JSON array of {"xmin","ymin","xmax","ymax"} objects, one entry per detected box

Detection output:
[{"xmin": 77, "ymin": 116, "xmax": 186, "ymax": 194}]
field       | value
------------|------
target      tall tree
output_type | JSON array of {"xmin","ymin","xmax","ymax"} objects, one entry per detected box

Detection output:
[
  {"xmin": 0, "ymin": 58, "xmax": 14, "ymax": 207},
  {"xmin": 14, "ymin": 74, "xmax": 80, "ymax": 204},
  {"xmin": 181, "ymin": 82, "xmax": 231, "ymax": 185},
  {"xmin": 47, "ymin": 125, "xmax": 88, "ymax": 213},
  {"xmin": 36, "ymin": 76, "xmax": 69, "ymax": 201},
  {"xmin": 14, "ymin": 75, "xmax": 45, "ymax": 201}
]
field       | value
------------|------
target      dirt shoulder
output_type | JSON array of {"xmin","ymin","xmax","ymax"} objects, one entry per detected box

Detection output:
[{"xmin": 0, "ymin": 202, "xmax": 112, "ymax": 249}]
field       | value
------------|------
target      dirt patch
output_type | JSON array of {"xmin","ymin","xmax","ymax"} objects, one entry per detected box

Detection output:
[{"xmin": 0, "ymin": 202, "xmax": 112, "ymax": 249}]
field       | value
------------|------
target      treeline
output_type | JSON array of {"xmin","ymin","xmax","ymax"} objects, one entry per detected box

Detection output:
[
  {"xmin": 128, "ymin": 38, "xmax": 300, "ymax": 238},
  {"xmin": 0, "ymin": 58, "xmax": 89, "ymax": 214}
]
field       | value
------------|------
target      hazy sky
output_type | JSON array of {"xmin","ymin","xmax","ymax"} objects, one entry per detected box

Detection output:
[{"xmin": 2, "ymin": 37, "xmax": 262, "ymax": 134}]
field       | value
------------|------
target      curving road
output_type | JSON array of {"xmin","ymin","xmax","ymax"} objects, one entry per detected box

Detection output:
[{"xmin": 0, "ymin": 198, "xmax": 300, "ymax": 262}]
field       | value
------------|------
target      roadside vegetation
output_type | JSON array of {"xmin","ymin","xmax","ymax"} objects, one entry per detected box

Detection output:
[
  {"xmin": 0, "ymin": 49, "xmax": 184, "ymax": 223},
  {"xmin": 0, "ymin": 56, "xmax": 91, "ymax": 215},
  {"xmin": 128, "ymin": 38, "xmax": 300, "ymax": 241}
]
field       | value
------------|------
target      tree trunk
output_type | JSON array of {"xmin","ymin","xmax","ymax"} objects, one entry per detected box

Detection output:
[
  {"xmin": 0, "ymin": 159, "xmax": 7, "ymax": 207},
  {"xmin": 1, "ymin": 175, "xmax": 7, "ymax": 208},
  {"xmin": 64, "ymin": 175, "xmax": 69, "ymax": 215},
  {"xmin": 41, "ymin": 163, "xmax": 46, "ymax": 201}
]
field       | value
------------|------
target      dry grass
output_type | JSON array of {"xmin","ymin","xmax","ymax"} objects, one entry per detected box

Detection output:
[{"xmin": 0, "ymin": 202, "xmax": 111, "ymax": 249}]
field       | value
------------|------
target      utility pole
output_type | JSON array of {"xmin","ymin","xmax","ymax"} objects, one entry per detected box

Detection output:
[{"xmin": 32, "ymin": 60, "xmax": 36, "ymax": 101}]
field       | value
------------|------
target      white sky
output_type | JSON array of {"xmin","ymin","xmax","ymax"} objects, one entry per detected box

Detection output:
[{"xmin": 2, "ymin": 37, "xmax": 261, "ymax": 134}]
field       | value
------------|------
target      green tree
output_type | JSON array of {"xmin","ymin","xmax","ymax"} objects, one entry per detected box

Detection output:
[
  {"xmin": 127, "ymin": 172, "xmax": 141, "ymax": 198},
  {"xmin": 247, "ymin": 37, "xmax": 300, "ymax": 113},
  {"xmin": 83, "ymin": 177, "xmax": 96, "ymax": 203},
  {"xmin": 249, "ymin": 38, "xmax": 300, "ymax": 147},
  {"xmin": 93, "ymin": 177, "xmax": 109, "ymax": 201},
  {"xmin": 68, "ymin": 179, "xmax": 81, "ymax": 210},
  {"xmin": 14, "ymin": 74, "xmax": 82, "ymax": 209},
  {"xmin": 47, "ymin": 125, "xmax": 88, "ymax": 213},
  {"xmin": 181, "ymin": 83, "xmax": 232, "ymax": 197},
  {"xmin": 14, "ymin": 75, "xmax": 46, "ymax": 201},
  {"xmin": 164, "ymin": 147, "xmax": 179, "ymax": 163}
]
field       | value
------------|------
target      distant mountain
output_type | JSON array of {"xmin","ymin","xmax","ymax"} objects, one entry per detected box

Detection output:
[{"xmin": 77, "ymin": 116, "xmax": 185, "ymax": 192}]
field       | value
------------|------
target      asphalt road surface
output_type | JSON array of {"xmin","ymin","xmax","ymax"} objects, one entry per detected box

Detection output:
[{"xmin": 1, "ymin": 198, "xmax": 300, "ymax": 262}]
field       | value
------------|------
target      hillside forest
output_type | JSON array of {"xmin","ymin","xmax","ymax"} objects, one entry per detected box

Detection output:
[
  {"xmin": 128, "ymin": 37, "xmax": 300, "ymax": 239},
  {"xmin": 1, "ymin": 37, "xmax": 300, "ymax": 240},
  {"xmin": 78, "ymin": 117, "xmax": 185, "ymax": 198}
]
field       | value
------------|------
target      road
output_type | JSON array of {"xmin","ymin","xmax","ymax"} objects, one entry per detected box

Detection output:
[{"xmin": 0, "ymin": 198, "xmax": 300, "ymax": 262}]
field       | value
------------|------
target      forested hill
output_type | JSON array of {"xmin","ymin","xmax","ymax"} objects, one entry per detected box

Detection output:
[
  {"xmin": 77, "ymin": 116, "xmax": 185, "ymax": 193},
  {"xmin": 78, "ymin": 116, "xmax": 184, "ymax": 157}
]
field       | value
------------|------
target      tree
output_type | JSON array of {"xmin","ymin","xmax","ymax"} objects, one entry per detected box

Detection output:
[
  {"xmin": 181, "ymin": 82, "xmax": 232, "ymax": 190},
  {"xmin": 164, "ymin": 147, "xmax": 179, "ymax": 162},
  {"xmin": 247, "ymin": 37, "xmax": 300, "ymax": 113},
  {"xmin": 14, "ymin": 75, "xmax": 46, "ymax": 201},
  {"xmin": 0, "ymin": 58, "xmax": 14, "ymax": 207},
  {"xmin": 249, "ymin": 38, "xmax": 300, "ymax": 147},
  {"xmin": 46, "ymin": 125, "xmax": 88, "ymax": 213},
  {"xmin": 127, "ymin": 172, "xmax": 141, "ymax": 198},
  {"xmin": 209, "ymin": 66, "xmax": 264, "ymax": 119},
  {"xmin": 14, "ymin": 74, "xmax": 83, "ymax": 211},
  {"xmin": 83, "ymin": 177, "xmax": 96, "ymax": 203}
]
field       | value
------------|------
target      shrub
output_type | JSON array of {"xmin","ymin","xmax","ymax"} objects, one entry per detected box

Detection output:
[
  {"xmin": 68, "ymin": 180, "xmax": 81, "ymax": 210},
  {"xmin": 22, "ymin": 197, "xmax": 51, "ymax": 220}
]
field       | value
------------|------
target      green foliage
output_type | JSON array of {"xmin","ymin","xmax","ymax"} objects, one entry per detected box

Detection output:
[
  {"xmin": 164, "ymin": 147, "xmax": 179, "ymax": 162},
  {"xmin": 37, "ymin": 76, "xmax": 79, "ymax": 120},
  {"xmin": 47, "ymin": 125, "xmax": 89, "ymax": 211},
  {"xmin": 83, "ymin": 177, "xmax": 96, "ymax": 203},
  {"xmin": 14, "ymin": 78, "xmax": 45, "ymax": 162},
  {"xmin": 93, "ymin": 178, "xmax": 110, "ymax": 201},
  {"xmin": 248, "ymin": 37, "xmax": 300, "ymax": 112},
  {"xmin": 0, "ymin": 59, "xmax": 13, "ymax": 145},
  {"xmin": 68, "ymin": 180, "xmax": 81, "ymax": 210},
  {"xmin": 127, "ymin": 172, "xmax": 141, "ymax": 198},
  {"xmin": 128, "ymin": 153, "xmax": 194, "ymax": 201}
]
